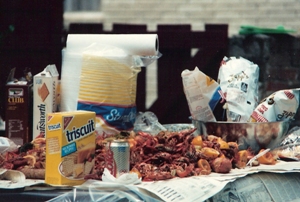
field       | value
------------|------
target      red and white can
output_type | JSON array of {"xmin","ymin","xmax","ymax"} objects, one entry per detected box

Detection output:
[{"xmin": 105, "ymin": 139, "xmax": 130, "ymax": 178}]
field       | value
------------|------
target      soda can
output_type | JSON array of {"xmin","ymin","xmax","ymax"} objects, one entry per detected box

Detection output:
[{"xmin": 105, "ymin": 139, "xmax": 130, "ymax": 178}]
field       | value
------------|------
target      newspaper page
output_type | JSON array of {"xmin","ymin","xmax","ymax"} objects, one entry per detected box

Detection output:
[
  {"xmin": 208, "ymin": 172, "xmax": 300, "ymax": 202},
  {"xmin": 259, "ymin": 172, "xmax": 300, "ymax": 202},
  {"xmin": 137, "ymin": 176, "xmax": 229, "ymax": 202}
]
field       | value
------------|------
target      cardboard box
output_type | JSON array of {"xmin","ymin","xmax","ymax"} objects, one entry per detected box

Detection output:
[
  {"xmin": 5, "ymin": 80, "xmax": 33, "ymax": 145},
  {"xmin": 45, "ymin": 110, "xmax": 96, "ymax": 186},
  {"xmin": 33, "ymin": 65, "xmax": 59, "ymax": 139}
]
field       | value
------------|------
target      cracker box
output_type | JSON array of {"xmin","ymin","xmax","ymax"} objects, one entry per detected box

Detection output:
[
  {"xmin": 33, "ymin": 64, "xmax": 59, "ymax": 139},
  {"xmin": 5, "ymin": 80, "xmax": 33, "ymax": 145},
  {"xmin": 45, "ymin": 110, "xmax": 96, "ymax": 186}
]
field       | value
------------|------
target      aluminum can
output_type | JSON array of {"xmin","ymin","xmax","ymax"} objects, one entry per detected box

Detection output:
[{"xmin": 105, "ymin": 139, "xmax": 130, "ymax": 177}]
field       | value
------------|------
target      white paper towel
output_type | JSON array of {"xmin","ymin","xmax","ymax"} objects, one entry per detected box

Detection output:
[
  {"xmin": 66, "ymin": 34, "xmax": 159, "ymax": 56},
  {"xmin": 60, "ymin": 50, "xmax": 83, "ymax": 112},
  {"xmin": 101, "ymin": 168, "xmax": 141, "ymax": 185}
]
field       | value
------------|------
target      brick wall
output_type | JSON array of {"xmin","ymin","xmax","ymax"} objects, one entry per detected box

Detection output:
[{"xmin": 100, "ymin": 0, "xmax": 300, "ymax": 37}]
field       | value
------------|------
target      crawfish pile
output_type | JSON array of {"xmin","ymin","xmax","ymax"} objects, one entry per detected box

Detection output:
[
  {"xmin": 0, "ymin": 137, "xmax": 46, "ymax": 179},
  {"xmin": 88, "ymin": 128, "xmax": 253, "ymax": 181}
]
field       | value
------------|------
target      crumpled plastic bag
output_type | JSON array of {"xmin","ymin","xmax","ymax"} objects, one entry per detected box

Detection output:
[
  {"xmin": 133, "ymin": 111, "xmax": 167, "ymax": 135},
  {"xmin": 47, "ymin": 168, "xmax": 161, "ymax": 202}
]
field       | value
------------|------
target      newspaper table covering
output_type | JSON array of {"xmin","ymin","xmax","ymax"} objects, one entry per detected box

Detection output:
[
  {"xmin": 1, "ymin": 161, "xmax": 300, "ymax": 201},
  {"xmin": 208, "ymin": 172, "xmax": 300, "ymax": 202}
]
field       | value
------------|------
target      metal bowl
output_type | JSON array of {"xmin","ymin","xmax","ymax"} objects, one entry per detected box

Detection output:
[{"xmin": 191, "ymin": 120, "xmax": 291, "ymax": 153}]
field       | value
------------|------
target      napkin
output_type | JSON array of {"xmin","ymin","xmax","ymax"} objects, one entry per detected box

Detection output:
[{"xmin": 101, "ymin": 168, "xmax": 141, "ymax": 185}]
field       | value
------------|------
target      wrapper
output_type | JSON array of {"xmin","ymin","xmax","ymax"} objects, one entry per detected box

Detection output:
[
  {"xmin": 250, "ymin": 88, "xmax": 300, "ymax": 122},
  {"xmin": 182, "ymin": 67, "xmax": 221, "ymax": 122},
  {"xmin": 218, "ymin": 56, "xmax": 259, "ymax": 122}
]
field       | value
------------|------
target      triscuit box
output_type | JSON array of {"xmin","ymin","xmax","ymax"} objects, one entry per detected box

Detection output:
[
  {"xmin": 45, "ymin": 110, "xmax": 96, "ymax": 186},
  {"xmin": 33, "ymin": 64, "xmax": 59, "ymax": 139}
]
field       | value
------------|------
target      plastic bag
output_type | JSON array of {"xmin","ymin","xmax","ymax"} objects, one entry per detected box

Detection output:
[
  {"xmin": 48, "ymin": 180, "xmax": 161, "ymax": 202},
  {"xmin": 133, "ymin": 111, "xmax": 166, "ymax": 135}
]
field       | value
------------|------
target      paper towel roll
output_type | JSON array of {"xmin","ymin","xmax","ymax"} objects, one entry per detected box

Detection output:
[
  {"xmin": 66, "ymin": 34, "xmax": 159, "ymax": 56},
  {"xmin": 60, "ymin": 34, "xmax": 159, "ymax": 113}
]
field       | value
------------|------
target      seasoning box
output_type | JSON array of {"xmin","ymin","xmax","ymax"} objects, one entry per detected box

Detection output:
[
  {"xmin": 45, "ymin": 110, "xmax": 96, "ymax": 186},
  {"xmin": 5, "ymin": 77, "xmax": 33, "ymax": 145},
  {"xmin": 33, "ymin": 64, "xmax": 59, "ymax": 139}
]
